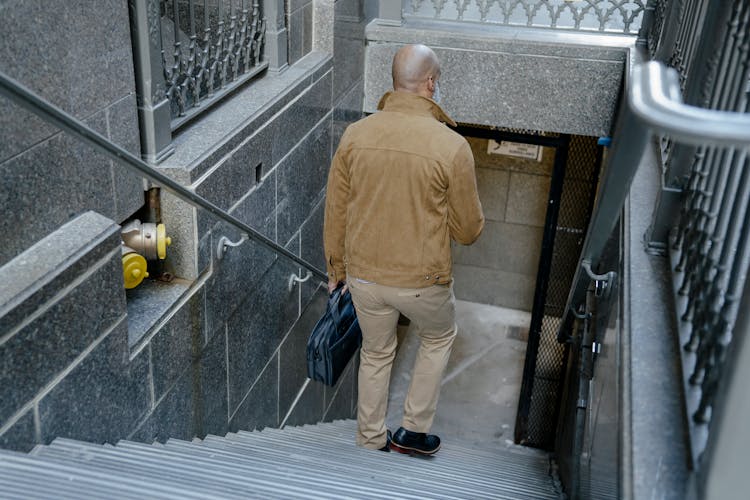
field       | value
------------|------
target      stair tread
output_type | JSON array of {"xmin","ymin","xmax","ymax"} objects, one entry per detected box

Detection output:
[{"xmin": 0, "ymin": 419, "xmax": 562, "ymax": 499}]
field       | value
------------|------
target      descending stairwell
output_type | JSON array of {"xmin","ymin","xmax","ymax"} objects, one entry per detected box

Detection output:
[{"xmin": 0, "ymin": 419, "xmax": 563, "ymax": 499}]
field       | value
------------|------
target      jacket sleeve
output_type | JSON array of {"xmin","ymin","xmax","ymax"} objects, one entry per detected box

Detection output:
[
  {"xmin": 447, "ymin": 140, "xmax": 484, "ymax": 245},
  {"xmin": 323, "ymin": 135, "xmax": 351, "ymax": 283}
]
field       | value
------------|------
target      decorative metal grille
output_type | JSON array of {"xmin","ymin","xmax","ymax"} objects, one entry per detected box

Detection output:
[
  {"xmin": 160, "ymin": 0, "xmax": 267, "ymax": 128},
  {"xmin": 516, "ymin": 135, "xmax": 601, "ymax": 449},
  {"xmin": 668, "ymin": 1, "xmax": 750, "ymax": 464},
  {"xmin": 646, "ymin": 0, "xmax": 669, "ymax": 58},
  {"xmin": 404, "ymin": 0, "xmax": 646, "ymax": 34},
  {"xmin": 648, "ymin": 0, "xmax": 743, "ymax": 182},
  {"xmin": 128, "ymin": 0, "xmax": 269, "ymax": 162},
  {"xmin": 648, "ymin": 0, "xmax": 750, "ymax": 464}
]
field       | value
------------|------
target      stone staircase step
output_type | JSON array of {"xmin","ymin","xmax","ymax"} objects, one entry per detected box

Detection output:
[{"xmin": 0, "ymin": 419, "xmax": 562, "ymax": 499}]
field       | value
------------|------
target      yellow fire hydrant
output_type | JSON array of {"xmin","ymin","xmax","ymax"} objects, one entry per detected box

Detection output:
[{"xmin": 121, "ymin": 220, "xmax": 172, "ymax": 289}]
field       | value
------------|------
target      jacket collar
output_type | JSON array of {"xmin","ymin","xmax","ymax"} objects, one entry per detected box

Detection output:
[{"xmin": 376, "ymin": 91, "xmax": 457, "ymax": 127}]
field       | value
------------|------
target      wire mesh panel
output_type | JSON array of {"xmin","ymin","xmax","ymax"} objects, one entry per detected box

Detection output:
[{"xmin": 515, "ymin": 135, "xmax": 602, "ymax": 449}]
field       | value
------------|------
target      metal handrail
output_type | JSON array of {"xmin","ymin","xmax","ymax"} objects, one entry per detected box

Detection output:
[
  {"xmin": 0, "ymin": 71, "xmax": 328, "ymax": 283},
  {"xmin": 630, "ymin": 63, "xmax": 750, "ymax": 146},
  {"xmin": 559, "ymin": 60, "xmax": 750, "ymax": 340}
]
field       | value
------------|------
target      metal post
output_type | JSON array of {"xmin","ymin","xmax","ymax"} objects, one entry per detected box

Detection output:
[
  {"xmin": 377, "ymin": 0, "xmax": 402, "ymax": 26},
  {"xmin": 653, "ymin": 0, "xmax": 685, "ymax": 62},
  {"xmin": 689, "ymin": 244, "xmax": 750, "ymax": 498},
  {"xmin": 514, "ymin": 134, "xmax": 570, "ymax": 448},
  {"xmin": 262, "ymin": 0, "xmax": 287, "ymax": 71},
  {"xmin": 645, "ymin": 0, "xmax": 735, "ymax": 251},
  {"xmin": 128, "ymin": 0, "xmax": 175, "ymax": 163}
]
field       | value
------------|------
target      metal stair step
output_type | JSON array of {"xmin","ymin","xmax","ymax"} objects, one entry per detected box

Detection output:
[
  {"xmin": 234, "ymin": 424, "xmax": 554, "ymax": 486},
  {"xmin": 0, "ymin": 418, "xmax": 562, "ymax": 499},
  {"xmin": 221, "ymin": 428, "xmax": 558, "ymax": 499},
  {"xmin": 194, "ymin": 434, "xmax": 523, "ymax": 500},
  {"xmin": 47, "ymin": 438, "xmax": 349, "ymax": 500},
  {"xmin": 0, "ymin": 452, "xmax": 210, "ymax": 499}
]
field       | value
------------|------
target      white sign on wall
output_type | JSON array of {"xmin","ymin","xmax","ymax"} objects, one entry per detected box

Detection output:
[{"xmin": 487, "ymin": 139, "xmax": 544, "ymax": 162}]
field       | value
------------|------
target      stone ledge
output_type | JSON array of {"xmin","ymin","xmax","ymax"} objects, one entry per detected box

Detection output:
[
  {"xmin": 0, "ymin": 211, "xmax": 121, "ymax": 334},
  {"xmin": 158, "ymin": 51, "xmax": 334, "ymax": 183},
  {"xmin": 622, "ymin": 138, "xmax": 690, "ymax": 498},
  {"xmin": 364, "ymin": 19, "xmax": 634, "ymax": 136},
  {"xmin": 368, "ymin": 18, "xmax": 635, "ymax": 58},
  {"xmin": 0, "ymin": 211, "xmax": 127, "ymax": 425},
  {"xmin": 125, "ymin": 278, "xmax": 193, "ymax": 347}
]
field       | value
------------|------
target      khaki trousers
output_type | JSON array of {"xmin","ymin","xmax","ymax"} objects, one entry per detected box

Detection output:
[{"xmin": 348, "ymin": 279, "xmax": 457, "ymax": 449}]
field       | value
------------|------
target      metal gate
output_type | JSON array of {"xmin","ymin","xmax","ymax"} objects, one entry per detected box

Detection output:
[
  {"xmin": 451, "ymin": 126, "xmax": 602, "ymax": 449},
  {"xmin": 514, "ymin": 135, "xmax": 603, "ymax": 450}
]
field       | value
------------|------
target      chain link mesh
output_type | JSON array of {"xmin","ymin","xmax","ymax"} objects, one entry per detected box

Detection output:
[{"xmin": 519, "ymin": 135, "xmax": 600, "ymax": 449}]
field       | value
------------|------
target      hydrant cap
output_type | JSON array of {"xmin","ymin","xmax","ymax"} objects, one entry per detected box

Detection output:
[
  {"xmin": 122, "ymin": 251, "xmax": 148, "ymax": 289},
  {"xmin": 156, "ymin": 223, "xmax": 171, "ymax": 260}
]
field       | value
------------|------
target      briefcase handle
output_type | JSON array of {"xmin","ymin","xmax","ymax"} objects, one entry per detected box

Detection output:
[{"xmin": 328, "ymin": 285, "xmax": 347, "ymax": 329}]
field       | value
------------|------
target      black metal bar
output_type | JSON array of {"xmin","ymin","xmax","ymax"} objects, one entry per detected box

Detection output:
[
  {"xmin": 189, "ymin": 0, "xmax": 196, "ymax": 36},
  {"xmin": 0, "ymin": 70, "xmax": 328, "ymax": 283},
  {"xmin": 514, "ymin": 134, "xmax": 570, "ymax": 447},
  {"xmin": 450, "ymin": 125, "xmax": 567, "ymax": 148}
]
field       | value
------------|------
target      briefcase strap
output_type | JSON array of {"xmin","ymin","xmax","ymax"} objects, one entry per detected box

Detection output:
[{"xmin": 329, "ymin": 288, "xmax": 343, "ymax": 328}]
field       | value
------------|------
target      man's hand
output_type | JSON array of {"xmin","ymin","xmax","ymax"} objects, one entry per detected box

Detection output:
[{"xmin": 328, "ymin": 279, "xmax": 348, "ymax": 295}]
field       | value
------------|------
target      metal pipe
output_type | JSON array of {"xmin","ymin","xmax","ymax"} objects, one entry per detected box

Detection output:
[
  {"xmin": 684, "ymin": 148, "xmax": 744, "ymax": 345},
  {"xmin": 189, "ymin": 0, "xmax": 196, "ymax": 36},
  {"xmin": 173, "ymin": 0, "xmax": 180, "ymax": 46},
  {"xmin": 0, "ymin": 70, "xmax": 328, "ymax": 283},
  {"xmin": 693, "ymin": 157, "xmax": 750, "ymax": 423},
  {"xmin": 682, "ymin": 1, "xmax": 750, "ymax": 327},
  {"xmin": 147, "ymin": 187, "xmax": 161, "ymax": 223}
]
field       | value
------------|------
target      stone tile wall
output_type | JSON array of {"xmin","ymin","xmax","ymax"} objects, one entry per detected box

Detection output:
[
  {"xmin": 0, "ymin": 0, "xmax": 144, "ymax": 269},
  {"xmin": 1, "ymin": 0, "xmax": 364, "ymax": 452},
  {"xmin": 0, "ymin": 212, "xmax": 140, "ymax": 450},
  {"xmin": 452, "ymin": 136, "xmax": 554, "ymax": 311},
  {"xmin": 117, "ymin": 60, "xmax": 358, "ymax": 446}
]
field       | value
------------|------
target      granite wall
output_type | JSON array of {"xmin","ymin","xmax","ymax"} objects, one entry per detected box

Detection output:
[
  {"xmin": 363, "ymin": 19, "xmax": 630, "ymax": 137},
  {"xmin": 0, "ymin": 0, "xmax": 144, "ymax": 269},
  {"xmin": 0, "ymin": 0, "xmax": 364, "ymax": 452}
]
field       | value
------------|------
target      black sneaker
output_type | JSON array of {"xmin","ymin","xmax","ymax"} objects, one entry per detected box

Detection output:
[
  {"xmin": 391, "ymin": 427, "xmax": 441, "ymax": 455},
  {"xmin": 379, "ymin": 430, "xmax": 392, "ymax": 452}
]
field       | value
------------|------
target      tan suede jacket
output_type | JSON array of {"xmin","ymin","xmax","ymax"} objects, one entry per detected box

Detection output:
[{"xmin": 323, "ymin": 91, "xmax": 484, "ymax": 288}]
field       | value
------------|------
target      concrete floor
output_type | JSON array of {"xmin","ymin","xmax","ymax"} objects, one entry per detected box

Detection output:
[{"xmin": 385, "ymin": 299, "xmax": 531, "ymax": 450}]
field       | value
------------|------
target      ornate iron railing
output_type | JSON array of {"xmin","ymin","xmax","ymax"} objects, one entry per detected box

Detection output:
[
  {"xmin": 558, "ymin": 0, "xmax": 750, "ymax": 484},
  {"xmin": 129, "ymin": 0, "xmax": 268, "ymax": 162},
  {"xmin": 644, "ymin": 0, "xmax": 750, "ymax": 465},
  {"xmin": 403, "ymin": 0, "xmax": 646, "ymax": 34},
  {"xmin": 645, "ymin": 0, "xmax": 748, "ymax": 244},
  {"xmin": 665, "ymin": 0, "xmax": 750, "ymax": 464},
  {"xmin": 556, "ymin": 57, "xmax": 750, "ymax": 496}
]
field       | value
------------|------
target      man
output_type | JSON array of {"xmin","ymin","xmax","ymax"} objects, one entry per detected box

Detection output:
[{"xmin": 323, "ymin": 44, "xmax": 484, "ymax": 455}]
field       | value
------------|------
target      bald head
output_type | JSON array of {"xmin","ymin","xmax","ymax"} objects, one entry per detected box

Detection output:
[{"xmin": 392, "ymin": 44, "xmax": 441, "ymax": 98}]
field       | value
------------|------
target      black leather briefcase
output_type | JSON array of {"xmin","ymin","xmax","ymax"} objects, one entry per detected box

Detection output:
[{"xmin": 307, "ymin": 285, "xmax": 362, "ymax": 386}]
